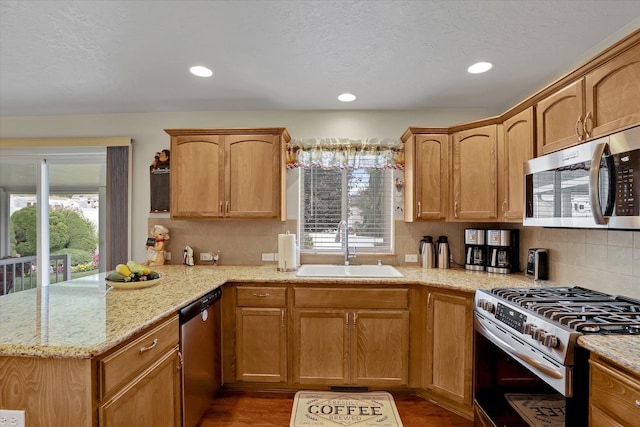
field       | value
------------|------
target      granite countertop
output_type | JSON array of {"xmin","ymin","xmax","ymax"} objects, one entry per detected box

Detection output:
[{"xmin": 1, "ymin": 265, "xmax": 638, "ymax": 374}]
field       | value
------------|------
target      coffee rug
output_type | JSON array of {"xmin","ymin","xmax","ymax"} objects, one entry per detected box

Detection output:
[
  {"xmin": 290, "ymin": 391, "xmax": 403, "ymax": 427},
  {"xmin": 505, "ymin": 393, "xmax": 566, "ymax": 427}
]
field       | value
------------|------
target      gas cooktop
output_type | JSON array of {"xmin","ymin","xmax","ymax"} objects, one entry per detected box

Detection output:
[{"xmin": 488, "ymin": 286, "xmax": 640, "ymax": 335}]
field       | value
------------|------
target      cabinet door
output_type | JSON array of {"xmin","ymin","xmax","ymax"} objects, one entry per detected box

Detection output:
[
  {"xmin": 99, "ymin": 347, "xmax": 181, "ymax": 427},
  {"xmin": 415, "ymin": 134, "xmax": 449, "ymax": 220},
  {"xmin": 452, "ymin": 125, "xmax": 498, "ymax": 220},
  {"xmin": 170, "ymin": 135, "xmax": 225, "ymax": 218},
  {"xmin": 293, "ymin": 309, "xmax": 350, "ymax": 385},
  {"xmin": 423, "ymin": 290, "xmax": 472, "ymax": 407},
  {"xmin": 585, "ymin": 43, "xmax": 640, "ymax": 138},
  {"xmin": 352, "ymin": 310, "xmax": 409, "ymax": 387},
  {"xmin": 226, "ymin": 134, "xmax": 280, "ymax": 218},
  {"xmin": 236, "ymin": 307, "xmax": 287, "ymax": 383},
  {"xmin": 500, "ymin": 107, "xmax": 534, "ymax": 221},
  {"xmin": 536, "ymin": 79, "xmax": 585, "ymax": 155},
  {"xmin": 589, "ymin": 357, "xmax": 640, "ymax": 427}
]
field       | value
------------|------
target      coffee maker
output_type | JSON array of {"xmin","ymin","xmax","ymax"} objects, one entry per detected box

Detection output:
[
  {"xmin": 486, "ymin": 229, "xmax": 520, "ymax": 274},
  {"xmin": 464, "ymin": 229, "xmax": 486, "ymax": 271}
]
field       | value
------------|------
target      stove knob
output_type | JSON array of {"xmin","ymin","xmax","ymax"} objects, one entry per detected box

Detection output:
[
  {"xmin": 476, "ymin": 299, "xmax": 487, "ymax": 309},
  {"xmin": 543, "ymin": 334, "xmax": 559, "ymax": 348},
  {"xmin": 522, "ymin": 323, "xmax": 535, "ymax": 335},
  {"xmin": 485, "ymin": 302, "xmax": 495, "ymax": 314},
  {"xmin": 533, "ymin": 328, "xmax": 545, "ymax": 342}
]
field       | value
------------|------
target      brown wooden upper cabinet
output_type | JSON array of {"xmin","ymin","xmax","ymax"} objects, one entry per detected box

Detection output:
[
  {"xmin": 499, "ymin": 107, "xmax": 535, "ymax": 222},
  {"xmin": 165, "ymin": 128, "xmax": 290, "ymax": 219},
  {"xmin": 401, "ymin": 129, "xmax": 449, "ymax": 221},
  {"xmin": 451, "ymin": 125, "xmax": 498, "ymax": 220},
  {"xmin": 537, "ymin": 41, "xmax": 640, "ymax": 155}
]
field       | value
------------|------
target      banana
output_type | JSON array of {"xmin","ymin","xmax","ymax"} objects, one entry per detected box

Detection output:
[
  {"xmin": 115, "ymin": 264, "xmax": 132, "ymax": 277},
  {"xmin": 127, "ymin": 260, "xmax": 144, "ymax": 275}
]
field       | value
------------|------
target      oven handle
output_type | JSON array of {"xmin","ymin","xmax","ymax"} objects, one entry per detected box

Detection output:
[{"xmin": 475, "ymin": 317, "xmax": 564, "ymax": 380}]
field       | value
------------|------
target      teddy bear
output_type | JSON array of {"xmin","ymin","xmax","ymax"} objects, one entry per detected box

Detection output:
[{"xmin": 145, "ymin": 225, "xmax": 170, "ymax": 266}]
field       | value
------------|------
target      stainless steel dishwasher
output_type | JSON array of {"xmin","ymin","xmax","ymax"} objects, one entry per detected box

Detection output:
[{"xmin": 179, "ymin": 287, "xmax": 222, "ymax": 427}]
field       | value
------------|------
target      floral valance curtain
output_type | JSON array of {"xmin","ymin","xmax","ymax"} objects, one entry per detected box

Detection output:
[{"xmin": 286, "ymin": 138, "xmax": 404, "ymax": 170}]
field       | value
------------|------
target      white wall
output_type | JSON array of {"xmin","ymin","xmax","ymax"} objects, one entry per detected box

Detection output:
[{"xmin": 0, "ymin": 109, "xmax": 495, "ymax": 263}]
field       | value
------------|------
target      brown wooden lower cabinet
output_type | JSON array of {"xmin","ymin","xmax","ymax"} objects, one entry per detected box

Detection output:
[
  {"xmin": 235, "ymin": 306, "xmax": 287, "ymax": 383},
  {"xmin": 222, "ymin": 283, "xmax": 474, "ymax": 421},
  {"xmin": 292, "ymin": 308, "xmax": 410, "ymax": 387},
  {"xmin": 98, "ymin": 346, "xmax": 181, "ymax": 427},
  {"xmin": 292, "ymin": 287, "xmax": 410, "ymax": 388},
  {"xmin": 420, "ymin": 288, "xmax": 473, "ymax": 419},
  {"xmin": 589, "ymin": 354, "xmax": 640, "ymax": 427},
  {"xmin": 0, "ymin": 315, "xmax": 181, "ymax": 427}
]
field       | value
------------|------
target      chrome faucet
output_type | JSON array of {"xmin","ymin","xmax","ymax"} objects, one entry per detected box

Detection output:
[{"xmin": 336, "ymin": 220, "xmax": 355, "ymax": 265}]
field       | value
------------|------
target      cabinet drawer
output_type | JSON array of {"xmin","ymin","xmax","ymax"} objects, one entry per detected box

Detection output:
[
  {"xmin": 295, "ymin": 288, "xmax": 408, "ymax": 309},
  {"xmin": 99, "ymin": 315, "xmax": 179, "ymax": 399},
  {"xmin": 237, "ymin": 286, "xmax": 287, "ymax": 307},
  {"xmin": 590, "ymin": 358, "xmax": 640, "ymax": 427}
]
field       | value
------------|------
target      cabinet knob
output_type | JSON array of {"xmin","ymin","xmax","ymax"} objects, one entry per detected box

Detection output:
[
  {"xmin": 417, "ymin": 202, "xmax": 421, "ymax": 218},
  {"xmin": 252, "ymin": 293, "xmax": 270, "ymax": 298},
  {"xmin": 454, "ymin": 201, "xmax": 459, "ymax": 218}
]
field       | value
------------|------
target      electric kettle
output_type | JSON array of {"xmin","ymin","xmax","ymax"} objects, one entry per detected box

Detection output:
[
  {"xmin": 436, "ymin": 236, "xmax": 450, "ymax": 269},
  {"xmin": 419, "ymin": 236, "xmax": 436, "ymax": 269}
]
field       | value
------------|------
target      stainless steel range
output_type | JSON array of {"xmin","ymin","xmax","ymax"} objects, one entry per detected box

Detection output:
[{"xmin": 473, "ymin": 286, "xmax": 640, "ymax": 426}]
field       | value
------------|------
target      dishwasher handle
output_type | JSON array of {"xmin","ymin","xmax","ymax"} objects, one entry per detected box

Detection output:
[{"xmin": 179, "ymin": 288, "xmax": 222, "ymax": 324}]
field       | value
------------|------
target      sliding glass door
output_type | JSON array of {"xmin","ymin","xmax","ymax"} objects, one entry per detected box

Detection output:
[{"xmin": 0, "ymin": 147, "xmax": 106, "ymax": 292}]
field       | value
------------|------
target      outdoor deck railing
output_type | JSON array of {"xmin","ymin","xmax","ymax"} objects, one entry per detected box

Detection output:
[{"xmin": 0, "ymin": 254, "xmax": 72, "ymax": 295}]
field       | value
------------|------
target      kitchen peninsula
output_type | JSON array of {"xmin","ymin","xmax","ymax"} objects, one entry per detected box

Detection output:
[{"xmin": 1, "ymin": 265, "xmax": 639, "ymax": 427}]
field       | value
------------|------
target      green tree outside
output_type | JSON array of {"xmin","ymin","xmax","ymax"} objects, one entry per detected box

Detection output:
[{"xmin": 10, "ymin": 205, "xmax": 98, "ymax": 266}]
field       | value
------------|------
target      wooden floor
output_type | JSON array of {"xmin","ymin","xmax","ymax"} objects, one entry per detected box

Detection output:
[{"xmin": 197, "ymin": 390, "xmax": 474, "ymax": 427}]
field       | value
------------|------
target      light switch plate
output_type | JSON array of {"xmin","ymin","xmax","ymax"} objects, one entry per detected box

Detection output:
[
  {"xmin": 262, "ymin": 253, "xmax": 275, "ymax": 261},
  {"xmin": 0, "ymin": 410, "xmax": 25, "ymax": 427},
  {"xmin": 200, "ymin": 252, "xmax": 213, "ymax": 261},
  {"xmin": 405, "ymin": 254, "xmax": 418, "ymax": 263},
  {"xmin": 164, "ymin": 251, "xmax": 171, "ymax": 261}
]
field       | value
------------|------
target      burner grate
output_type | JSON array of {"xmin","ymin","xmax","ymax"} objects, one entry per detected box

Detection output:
[{"xmin": 490, "ymin": 287, "xmax": 640, "ymax": 334}]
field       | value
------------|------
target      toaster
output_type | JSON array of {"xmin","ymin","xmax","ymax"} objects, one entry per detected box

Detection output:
[{"xmin": 526, "ymin": 248, "xmax": 548, "ymax": 280}]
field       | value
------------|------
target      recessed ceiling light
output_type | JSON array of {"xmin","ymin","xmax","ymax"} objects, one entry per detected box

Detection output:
[
  {"xmin": 467, "ymin": 62, "xmax": 493, "ymax": 74},
  {"xmin": 190, "ymin": 66, "xmax": 213, "ymax": 77},
  {"xmin": 338, "ymin": 93, "xmax": 356, "ymax": 102}
]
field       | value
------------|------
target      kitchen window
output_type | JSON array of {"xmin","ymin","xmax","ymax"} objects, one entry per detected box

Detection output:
[{"xmin": 292, "ymin": 139, "xmax": 402, "ymax": 255}]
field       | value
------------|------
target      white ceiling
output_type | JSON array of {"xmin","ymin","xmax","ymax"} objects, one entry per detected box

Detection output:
[{"xmin": 1, "ymin": 0, "xmax": 640, "ymax": 116}]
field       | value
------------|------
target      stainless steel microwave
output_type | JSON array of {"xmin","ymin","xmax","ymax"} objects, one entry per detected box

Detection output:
[{"xmin": 524, "ymin": 126, "xmax": 640, "ymax": 229}]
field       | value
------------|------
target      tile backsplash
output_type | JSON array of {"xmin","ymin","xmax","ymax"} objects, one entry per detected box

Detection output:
[
  {"xmin": 147, "ymin": 218, "xmax": 638, "ymax": 299},
  {"xmin": 519, "ymin": 227, "xmax": 639, "ymax": 299}
]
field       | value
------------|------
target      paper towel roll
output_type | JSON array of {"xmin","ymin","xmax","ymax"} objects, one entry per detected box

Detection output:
[{"xmin": 278, "ymin": 233, "xmax": 297, "ymax": 271}]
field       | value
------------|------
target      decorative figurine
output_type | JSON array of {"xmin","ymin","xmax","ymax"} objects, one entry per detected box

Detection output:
[
  {"xmin": 145, "ymin": 225, "xmax": 170, "ymax": 266},
  {"xmin": 151, "ymin": 149, "xmax": 170, "ymax": 170}
]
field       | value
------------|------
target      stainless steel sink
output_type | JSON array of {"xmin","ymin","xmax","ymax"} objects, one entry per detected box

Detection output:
[{"xmin": 296, "ymin": 264, "xmax": 403, "ymax": 278}]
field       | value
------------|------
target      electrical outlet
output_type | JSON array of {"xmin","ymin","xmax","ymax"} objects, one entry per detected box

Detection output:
[
  {"xmin": 405, "ymin": 254, "xmax": 418, "ymax": 263},
  {"xmin": 200, "ymin": 252, "xmax": 213, "ymax": 261},
  {"xmin": 164, "ymin": 251, "xmax": 171, "ymax": 261},
  {"xmin": 262, "ymin": 253, "xmax": 275, "ymax": 261},
  {"xmin": 0, "ymin": 410, "xmax": 25, "ymax": 427}
]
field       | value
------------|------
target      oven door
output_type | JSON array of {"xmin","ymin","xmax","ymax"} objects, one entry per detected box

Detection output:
[{"xmin": 473, "ymin": 312, "xmax": 588, "ymax": 427}]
